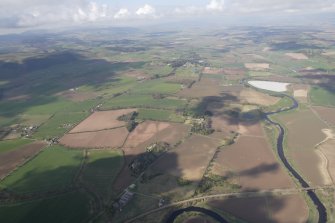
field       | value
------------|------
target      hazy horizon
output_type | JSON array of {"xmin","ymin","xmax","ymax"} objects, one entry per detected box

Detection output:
[{"xmin": 0, "ymin": 0, "xmax": 335, "ymax": 34}]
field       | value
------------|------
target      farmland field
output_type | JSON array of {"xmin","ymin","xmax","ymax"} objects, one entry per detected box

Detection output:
[
  {"xmin": 60, "ymin": 127, "xmax": 129, "ymax": 148},
  {"xmin": 0, "ymin": 138, "xmax": 33, "ymax": 154},
  {"xmin": 0, "ymin": 146, "xmax": 83, "ymax": 193},
  {"xmin": 310, "ymin": 86, "xmax": 335, "ymax": 107},
  {"xmin": 1, "ymin": 24, "xmax": 335, "ymax": 223},
  {"xmin": 0, "ymin": 141, "xmax": 47, "ymax": 179},
  {"xmin": 82, "ymin": 149, "xmax": 123, "ymax": 199},
  {"xmin": 0, "ymin": 192, "xmax": 90, "ymax": 223},
  {"xmin": 70, "ymin": 109, "xmax": 137, "ymax": 133}
]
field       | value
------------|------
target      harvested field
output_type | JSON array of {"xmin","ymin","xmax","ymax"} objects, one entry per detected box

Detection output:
[
  {"xmin": 319, "ymin": 139, "xmax": 335, "ymax": 184},
  {"xmin": 285, "ymin": 53, "xmax": 308, "ymax": 60},
  {"xmin": 125, "ymin": 121, "xmax": 169, "ymax": 147},
  {"xmin": 277, "ymin": 108, "xmax": 328, "ymax": 185},
  {"xmin": 292, "ymin": 85, "xmax": 309, "ymax": 102},
  {"xmin": 70, "ymin": 109, "xmax": 137, "ymax": 133},
  {"xmin": 278, "ymin": 109, "xmax": 327, "ymax": 151},
  {"xmin": 125, "ymin": 121, "xmax": 190, "ymax": 148},
  {"xmin": 313, "ymin": 106, "xmax": 335, "ymax": 126},
  {"xmin": 239, "ymin": 88, "xmax": 280, "ymax": 106},
  {"xmin": 60, "ymin": 128, "xmax": 128, "ymax": 148},
  {"xmin": 178, "ymin": 78, "xmax": 222, "ymax": 98},
  {"xmin": 152, "ymin": 135, "xmax": 221, "ymax": 181},
  {"xmin": 238, "ymin": 121, "xmax": 265, "ymax": 137},
  {"xmin": 211, "ymin": 116, "xmax": 239, "ymax": 134},
  {"xmin": 208, "ymin": 194, "xmax": 308, "ymax": 223},
  {"xmin": 0, "ymin": 141, "xmax": 47, "ymax": 179},
  {"xmin": 244, "ymin": 63, "xmax": 269, "ymax": 71},
  {"xmin": 294, "ymin": 89, "xmax": 308, "ymax": 98},
  {"xmin": 213, "ymin": 135, "xmax": 294, "ymax": 190}
]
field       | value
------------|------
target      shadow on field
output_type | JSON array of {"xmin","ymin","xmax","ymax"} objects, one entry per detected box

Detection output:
[
  {"xmin": 0, "ymin": 51, "xmax": 145, "ymax": 116},
  {"xmin": 192, "ymin": 92, "xmax": 265, "ymax": 127},
  {"xmin": 0, "ymin": 147, "xmax": 298, "ymax": 223}
]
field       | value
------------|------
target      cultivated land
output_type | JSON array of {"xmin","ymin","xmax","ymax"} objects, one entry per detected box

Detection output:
[
  {"xmin": 1, "ymin": 26, "xmax": 335, "ymax": 223},
  {"xmin": 60, "ymin": 127, "xmax": 129, "ymax": 148},
  {"xmin": 70, "ymin": 109, "xmax": 137, "ymax": 133}
]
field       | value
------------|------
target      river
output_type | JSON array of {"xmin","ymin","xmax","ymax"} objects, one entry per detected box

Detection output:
[{"xmin": 166, "ymin": 94, "xmax": 327, "ymax": 223}]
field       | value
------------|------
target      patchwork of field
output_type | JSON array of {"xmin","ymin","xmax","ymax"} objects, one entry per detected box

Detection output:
[
  {"xmin": 0, "ymin": 146, "xmax": 83, "ymax": 194},
  {"xmin": 82, "ymin": 149, "xmax": 123, "ymax": 199},
  {"xmin": 0, "ymin": 192, "xmax": 90, "ymax": 223},
  {"xmin": 70, "ymin": 109, "xmax": 137, "ymax": 133},
  {"xmin": 0, "ymin": 141, "xmax": 47, "ymax": 179},
  {"xmin": 2, "ymin": 26, "xmax": 335, "ymax": 222},
  {"xmin": 208, "ymin": 193, "xmax": 308, "ymax": 223},
  {"xmin": 244, "ymin": 63, "xmax": 270, "ymax": 71},
  {"xmin": 212, "ymin": 134, "xmax": 294, "ymax": 190},
  {"xmin": 113, "ymin": 121, "xmax": 190, "ymax": 190},
  {"xmin": 60, "ymin": 127, "xmax": 129, "ymax": 148},
  {"xmin": 276, "ymin": 108, "xmax": 329, "ymax": 185}
]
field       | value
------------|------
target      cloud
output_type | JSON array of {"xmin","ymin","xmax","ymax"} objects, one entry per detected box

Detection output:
[
  {"xmin": 206, "ymin": 0, "xmax": 224, "ymax": 12},
  {"xmin": 136, "ymin": 4, "xmax": 156, "ymax": 17},
  {"xmin": 114, "ymin": 8, "xmax": 130, "ymax": 19}
]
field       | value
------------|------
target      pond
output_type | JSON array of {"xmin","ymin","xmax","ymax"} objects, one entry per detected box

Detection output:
[{"xmin": 248, "ymin": 80, "xmax": 290, "ymax": 92}]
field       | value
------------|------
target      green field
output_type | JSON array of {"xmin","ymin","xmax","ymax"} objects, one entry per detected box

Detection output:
[
  {"xmin": 0, "ymin": 139, "xmax": 33, "ymax": 154},
  {"xmin": 82, "ymin": 150, "xmax": 123, "ymax": 198},
  {"xmin": 33, "ymin": 112, "xmax": 88, "ymax": 139},
  {"xmin": 0, "ymin": 146, "xmax": 83, "ymax": 193},
  {"xmin": 102, "ymin": 94, "xmax": 187, "ymax": 110},
  {"xmin": 130, "ymin": 80, "xmax": 181, "ymax": 95},
  {"xmin": 137, "ymin": 108, "xmax": 185, "ymax": 122},
  {"xmin": 0, "ymin": 192, "xmax": 90, "ymax": 223},
  {"xmin": 310, "ymin": 86, "xmax": 335, "ymax": 107}
]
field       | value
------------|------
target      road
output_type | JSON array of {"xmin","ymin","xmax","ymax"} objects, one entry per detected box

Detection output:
[{"xmin": 125, "ymin": 185, "xmax": 333, "ymax": 223}]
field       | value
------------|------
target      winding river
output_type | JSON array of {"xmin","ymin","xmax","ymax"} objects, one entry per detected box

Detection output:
[
  {"xmin": 265, "ymin": 95, "xmax": 327, "ymax": 223},
  {"xmin": 166, "ymin": 94, "xmax": 327, "ymax": 223},
  {"xmin": 165, "ymin": 206, "xmax": 228, "ymax": 223}
]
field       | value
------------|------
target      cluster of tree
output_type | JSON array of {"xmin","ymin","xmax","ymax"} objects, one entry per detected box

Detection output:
[
  {"xmin": 129, "ymin": 142, "xmax": 170, "ymax": 176},
  {"xmin": 191, "ymin": 116, "xmax": 214, "ymax": 135},
  {"xmin": 177, "ymin": 177, "xmax": 192, "ymax": 186},
  {"xmin": 196, "ymin": 173, "xmax": 240, "ymax": 194},
  {"xmin": 117, "ymin": 111, "xmax": 139, "ymax": 132}
]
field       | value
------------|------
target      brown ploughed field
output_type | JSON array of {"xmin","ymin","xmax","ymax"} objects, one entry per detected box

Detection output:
[
  {"xmin": 60, "ymin": 127, "xmax": 129, "ymax": 148},
  {"xmin": 313, "ymin": 106, "xmax": 335, "ymax": 126},
  {"xmin": 277, "ymin": 108, "xmax": 328, "ymax": 185},
  {"xmin": 152, "ymin": 134, "xmax": 221, "ymax": 181},
  {"xmin": 70, "ymin": 109, "xmax": 137, "ymax": 133},
  {"xmin": 213, "ymin": 135, "xmax": 294, "ymax": 190},
  {"xmin": 178, "ymin": 78, "xmax": 222, "ymax": 98},
  {"xmin": 113, "ymin": 121, "xmax": 190, "ymax": 191},
  {"xmin": 0, "ymin": 141, "xmax": 47, "ymax": 179},
  {"xmin": 208, "ymin": 194, "xmax": 308, "ymax": 223}
]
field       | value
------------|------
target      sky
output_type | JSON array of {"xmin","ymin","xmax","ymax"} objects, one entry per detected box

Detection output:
[{"xmin": 0, "ymin": 0, "xmax": 334, "ymax": 31}]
